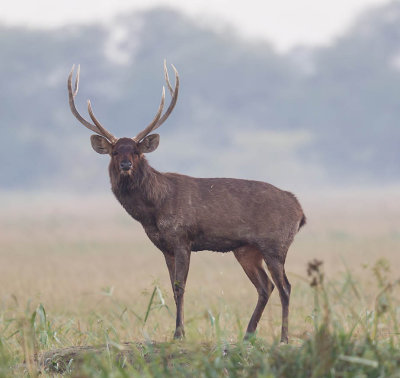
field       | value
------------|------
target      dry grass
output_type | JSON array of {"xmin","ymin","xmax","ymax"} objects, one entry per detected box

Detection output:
[{"xmin": 0, "ymin": 189, "xmax": 399, "ymax": 346}]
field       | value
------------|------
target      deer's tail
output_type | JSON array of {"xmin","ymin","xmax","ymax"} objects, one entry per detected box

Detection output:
[{"xmin": 298, "ymin": 213, "xmax": 307, "ymax": 231}]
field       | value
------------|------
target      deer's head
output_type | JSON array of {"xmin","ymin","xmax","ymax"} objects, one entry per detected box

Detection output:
[{"xmin": 67, "ymin": 61, "xmax": 179, "ymax": 175}]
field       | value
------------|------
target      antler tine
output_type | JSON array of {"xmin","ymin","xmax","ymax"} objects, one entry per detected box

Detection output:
[
  {"xmin": 68, "ymin": 65, "xmax": 99, "ymax": 134},
  {"xmin": 73, "ymin": 64, "xmax": 80, "ymax": 96},
  {"xmin": 164, "ymin": 59, "xmax": 174, "ymax": 96},
  {"xmin": 133, "ymin": 87, "xmax": 166, "ymax": 142},
  {"xmin": 152, "ymin": 62, "xmax": 179, "ymax": 130},
  {"xmin": 87, "ymin": 101, "xmax": 117, "ymax": 143},
  {"xmin": 68, "ymin": 65, "xmax": 117, "ymax": 143}
]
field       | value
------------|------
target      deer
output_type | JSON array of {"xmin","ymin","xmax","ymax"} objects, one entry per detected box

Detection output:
[{"xmin": 67, "ymin": 61, "xmax": 306, "ymax": 343}]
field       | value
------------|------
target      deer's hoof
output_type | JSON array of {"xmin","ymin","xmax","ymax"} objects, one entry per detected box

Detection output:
[
  {"xmin": 243, "ymin": 332, "xmax": 256, "ymax": 342},
  {"xmin": 173, "ymin": 327, "xmax": 185, "ymax": 340}
]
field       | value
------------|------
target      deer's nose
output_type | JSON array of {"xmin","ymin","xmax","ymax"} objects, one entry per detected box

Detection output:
[{"xmin": 120, "ymin": 161, "xmax": 132, "ymax": 171}]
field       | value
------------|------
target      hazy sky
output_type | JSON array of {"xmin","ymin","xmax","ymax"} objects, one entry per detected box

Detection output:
[{"xmin": 1, "ymin": 0, "xmax": 388, "ymax": 51}]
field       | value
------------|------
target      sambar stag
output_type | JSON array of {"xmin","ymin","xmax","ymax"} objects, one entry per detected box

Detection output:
[{"xmin": 67, "ymin": 62, "xmax": 306, "ymax": 343}]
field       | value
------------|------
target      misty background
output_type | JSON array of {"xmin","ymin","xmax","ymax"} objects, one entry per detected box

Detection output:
[{"xmin": 1, "ymin": 2, "xmax": 399, "ymax": 193}]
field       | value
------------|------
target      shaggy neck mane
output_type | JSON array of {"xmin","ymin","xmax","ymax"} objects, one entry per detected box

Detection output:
[{"xmin": 110, "ymin": 155, "xmax": 170, "ymax": 206}]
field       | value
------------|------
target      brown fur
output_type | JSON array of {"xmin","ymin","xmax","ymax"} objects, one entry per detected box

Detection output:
[{"xmin": 94, "ymin": 136, "xmax": 306, "ymax": 342}]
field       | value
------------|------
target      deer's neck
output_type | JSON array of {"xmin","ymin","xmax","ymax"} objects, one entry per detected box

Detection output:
[{"xmin": 110, "ymin": 156, "xmax": 170, "ymax": 223}]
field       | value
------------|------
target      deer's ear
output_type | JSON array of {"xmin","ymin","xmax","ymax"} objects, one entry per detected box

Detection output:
[
  {"xmin": 138, "ymin": 134, "xmax": 160, "ymax": 154},
  {"xmin": 90, "ymin": 135, "xmax": 112, "ymax": 155}
]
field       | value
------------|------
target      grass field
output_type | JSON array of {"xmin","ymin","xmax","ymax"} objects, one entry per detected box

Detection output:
[{"xmin": 0, "ymin": 189, "xmax": 399, "ymax": 376}]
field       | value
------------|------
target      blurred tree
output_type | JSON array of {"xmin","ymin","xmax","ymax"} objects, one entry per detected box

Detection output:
[{"xmin": 0, "ymin": 3, "xmax": 399, "ymax": 190}]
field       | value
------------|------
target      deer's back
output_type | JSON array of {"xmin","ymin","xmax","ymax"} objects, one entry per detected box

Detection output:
[{"xmin": 156, "ymin": 174, "xmax": 304, "ymax": 252}]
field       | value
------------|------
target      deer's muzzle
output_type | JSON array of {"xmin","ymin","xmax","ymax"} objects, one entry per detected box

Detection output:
[{"xmin": 120, "ymin": 161, "xmax": 132, "ymax": 171}]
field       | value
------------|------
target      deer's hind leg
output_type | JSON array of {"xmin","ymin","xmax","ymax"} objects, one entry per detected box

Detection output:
[
  {"xmin": 260, "ymin": 246, "xmax": 291, "ymax": 344},
  {"xmin": 234, "ymin": 245, "xmax": 275, "ymax": 339}
]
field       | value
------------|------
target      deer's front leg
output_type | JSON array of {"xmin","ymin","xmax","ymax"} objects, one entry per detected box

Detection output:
[
  {"xmin": 163, "ymin": 252, "xmax": 176, "ymax": 297},
  {"xmin": 172, "ymin": 247, "xmax": 191, "ymax": 339}
]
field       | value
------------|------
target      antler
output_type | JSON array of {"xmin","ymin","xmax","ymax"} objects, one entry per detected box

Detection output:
[
  {"xmin": 133, "ymin": 60, "xmax": 180, "ymax": 142},
  {"xmin": 68, "ymin": 62, "xmax": 179, "ymax": 144},
  {"xmin": 68, "ymin": 65, "xmax": 117, "ymax": 144}
]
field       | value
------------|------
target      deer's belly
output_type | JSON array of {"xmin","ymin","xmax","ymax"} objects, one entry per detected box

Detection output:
[{"xmin": 191, "ymin": 234, "xmax": 246, "ymax": 252}]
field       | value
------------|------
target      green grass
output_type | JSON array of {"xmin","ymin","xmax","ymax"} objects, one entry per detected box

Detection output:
[{"xmin": 0, "ymin": 259, "xmax": 398, "ymax": 377}]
